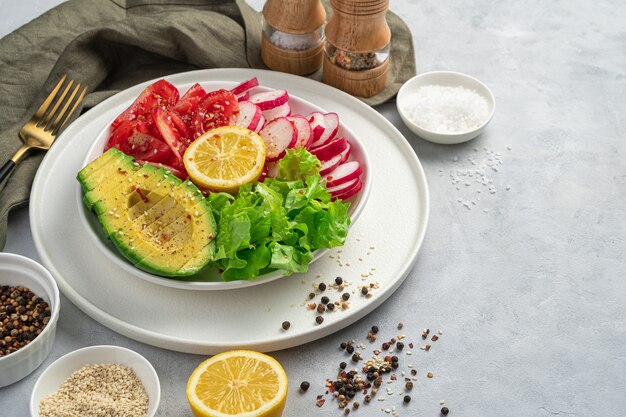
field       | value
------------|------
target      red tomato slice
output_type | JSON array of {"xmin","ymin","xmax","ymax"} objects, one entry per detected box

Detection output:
[
  {"xmin": 191, "ymin": 89, "xmax": 239, "ymax": 138},
  {"xmin": 153, "ymin": 107, "xmax": 189, "ymax": 164},
  {"xmin": 106, "ymin": 120, "xmax": 171, "ymax": 163},
  {"xmin": 171, "ymin": 83, "xmax": 206, "ymax": 117},
  {"xmin": 111, "ymin": 79, "xmax": 180, "ymax": 129}
]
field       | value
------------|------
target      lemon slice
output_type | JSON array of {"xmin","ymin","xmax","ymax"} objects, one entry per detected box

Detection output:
[
  {"xmin": 186, "ymin": 350, "xmax": 288, "ymax": 417},
  {"xmin": 183, "ymin": 126, "xmax": 266, "ymax": 193}
]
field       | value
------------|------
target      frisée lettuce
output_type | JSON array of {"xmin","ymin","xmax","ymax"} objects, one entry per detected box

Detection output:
[{"xmin": 209, "ymin": 148, "xmax": 351, "ymax": 280}]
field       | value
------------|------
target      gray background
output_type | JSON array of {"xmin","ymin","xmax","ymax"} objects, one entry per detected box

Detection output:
[{"xmin": 1, "ymin": 0, "xmax": 625, "ymax": 416}]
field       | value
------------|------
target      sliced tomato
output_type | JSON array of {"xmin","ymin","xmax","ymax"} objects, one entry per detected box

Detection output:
[
  {"xmin": 191, "ymin": 89, "xmax": 239, "ymax": 138},
  {"xmin": 171, "ymin": 83, "xmax": 206, "ymax": 117},
  {"xmin": 152, "ymin": 107, "xmax": 189, "ymax": 165},
  {"xmin": 106, "ymin": 120, "xmax": 171, "ymax": 163},
  {"xmin": 165, "ymin": 153, "xmax": 185, "ymax": 173},
  {"xmin": 169, "ymin": 110, "xmax": 192, "ymax": 146},
  {"xmin": 111, "ymin": 79, "xmax": 180, "ymax": 129}
]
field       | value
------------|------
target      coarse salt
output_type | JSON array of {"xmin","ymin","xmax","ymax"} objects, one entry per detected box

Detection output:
[{"xmin": 402, "ymin": 85, "xmax": 489, "ymax": 133}]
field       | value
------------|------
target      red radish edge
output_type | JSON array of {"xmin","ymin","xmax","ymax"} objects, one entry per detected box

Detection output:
[
  {"xmin": 327, "ymin": 177, "xmax": 358, "ymax": 195},
  {"xmin": 324, "ymin": 161, "xmax": 362, "ymax": 188},
  {"xmin": 333, "ymin": 180, "xmax": 363, "ymax": 201},
  {"xmin": 320, "ymin": 153, "xmax": 343, "ymax": 176},
  {"xmin": 307, "ymin": 112, "xmax": 326, "ymax": 143},
  {"xmin": 287, "ymin": 115, "xmax": 313, "ymax": 149},
  {"xmin": 339, "ymin": 141, "xmax": 351, "ymax": 163},
  {"xmin": 263, "ymin": 102, "xmax": 291, "ymax": 122},
  {"xmin": 230, "ymin": 77, "xmax": 259, "ymax": 96},
  {"xmin": 310, "ymin": 137, "xmax": 348, "ymax": 162},
  {"xmin": 237, "ymin": 91, "xmax": 250, "ymax": 101},
  {"xmin": 250, "ymin": 90, "xmax": 289, "ymax": 111},
  {"xmin": 311, "ymin": 112, "xmax": 339, "ymax": 148},
  {"xmin": 234, "ymin": 101, "xmax": 262, "ymax": 131},
  {"xmin": 259, "ymin": 117, "xmax": 297, "ymax": 161}
]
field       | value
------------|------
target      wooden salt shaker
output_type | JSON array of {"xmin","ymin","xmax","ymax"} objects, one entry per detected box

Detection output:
[
  {"xmin": 323, "ymin": 0, "xmax": 391, "ymax": 97},
  {"xmin": 261, "ymin": 0, "xmax": 326, "ymax": 75}
]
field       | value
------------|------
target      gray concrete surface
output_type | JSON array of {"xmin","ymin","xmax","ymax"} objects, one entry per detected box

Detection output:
[{"xmin": 1, "ymin": 1, "xmax": 625, "ymax": 416}]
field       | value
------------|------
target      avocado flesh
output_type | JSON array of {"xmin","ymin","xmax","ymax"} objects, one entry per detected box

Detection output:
[
  {"xmin": 77, "ymin": 147, "xmax": 127, "ymax": 191},
  {"xmin": 77, "ymin": 148, "xmax": 216, "ymax": 277}
]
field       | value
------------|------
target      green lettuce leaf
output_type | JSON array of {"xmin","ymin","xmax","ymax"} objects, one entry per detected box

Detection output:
[{"xmin": 209, "ymin": 148, "xmax": 351, "ymax": 280}]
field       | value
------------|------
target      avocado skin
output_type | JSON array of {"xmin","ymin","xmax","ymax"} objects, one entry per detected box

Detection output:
[{"xmin": 77, "ymin": 148, "xmax": 216, "ymax": 277}]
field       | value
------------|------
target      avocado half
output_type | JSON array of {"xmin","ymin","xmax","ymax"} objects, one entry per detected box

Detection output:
[{"xmin": 77, "ymin": 148, "xmax": 216, "ymax": 277}]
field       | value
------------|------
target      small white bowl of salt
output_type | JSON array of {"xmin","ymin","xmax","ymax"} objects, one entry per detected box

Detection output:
[{"xmin": 397, "ymin": 71, "xmax": 495, "ymax": 144}]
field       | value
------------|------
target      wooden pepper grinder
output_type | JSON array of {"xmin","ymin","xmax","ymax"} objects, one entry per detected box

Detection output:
[
  {"xmin": 261, "ymin": 0, "xmax": 326, "ymax": 75},
  {"xmin": 323, "ymin": 0, "xmax": 391, "ymax": 97}
]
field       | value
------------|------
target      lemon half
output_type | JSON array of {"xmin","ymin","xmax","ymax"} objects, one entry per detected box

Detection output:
[
  {"xmin": 186, "ymin": 350, "xmax": 288, "ymax": 417},
  {"xmin": 183, "ymin": 126, "xmax": 266, "ymax": 194}
]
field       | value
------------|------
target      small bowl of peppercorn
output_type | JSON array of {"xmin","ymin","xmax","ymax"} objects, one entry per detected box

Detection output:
[{"xmin": 0, "ymin": 252, "xmax": 60, "ymax": 387}]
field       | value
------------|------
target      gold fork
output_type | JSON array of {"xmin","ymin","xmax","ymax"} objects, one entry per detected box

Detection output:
[{"xmin": 0, "ymin": 75, "xmax": 88, "ymax": 183}]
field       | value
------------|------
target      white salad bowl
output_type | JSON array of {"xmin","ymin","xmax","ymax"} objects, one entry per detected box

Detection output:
[
  {"xmin": 397, "ymin": 71, "xmax": 495, "ymax": 145},
  {"xmin": 0, "ymin": 253, "xmax": 60, "ymax": 388},
  {"xmin": 76, "ymin": 80, "xmax": 371, "ymax": 291},
  {"xmin": 30, "ymin": 345, "xmax": 160, "ymax": 417}
]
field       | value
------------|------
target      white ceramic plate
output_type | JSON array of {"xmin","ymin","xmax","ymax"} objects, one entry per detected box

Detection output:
[
  {"xmin": 77, "ymin": 83, "xmax": 371, "ymax": 290},
  {"xmin": 30, "ymin": 69, "xmax": 429, "ymax": 354}
]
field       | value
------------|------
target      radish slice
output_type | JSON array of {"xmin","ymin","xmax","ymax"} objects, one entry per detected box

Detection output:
[
  {"xmin": 259, "ymin": 117, "xmax": 297, "ymax": 161},
  {"xmin": 333, "ymin": 180, "xmax": 363, "ymax": 201},
  {"xmin": 250, "ymin": 90, "xmax": 289, "ymax": 111},
  {"xmin": 250, "ymin": 114, "xmax": 266, "ymax": 133},
  {"xmin": 320, "ymin": 153, "xmax": 343, "ymax": 176},
  {"xmin": 310, "ymin": 112, "xmax": 339, "ymax": 149},
  {"xmin": 230, "ymin": 77, "xmax": 259, "ymax": 96},
  {"xmin": 265, "ymin": 160, "xmax": 279, "ymax": 178},
  {"xmin": 339, "ymin": 141, "xmax": 351, "ymax": 163},
  {"xmin": 286, "ymin": 115, "xmax": 313, "ymax": 149},
  {"xmin": 234, "ymin": 101, "xmax": 262, "ymax": 131},
  {"xmin": 327, "ymin": 177, "xmax": 358, "ymax": 195},
  {"xmin": 308, "ymin": 112, "xmax": 326, "ymax": 142},
  {"xmin": 237, "ymin": 91, "xmax": 250, "ymax": 101},
  {"xmin": 324, "ymin": 161, "xmax": 362, "ymax": 188},
  {"xmin": 310, "ymin": 137, "xmax": 348, "ymax": 162},
  {"xmin": 262, "ymin": 102, "xmax": 291, "ymax": 121}
]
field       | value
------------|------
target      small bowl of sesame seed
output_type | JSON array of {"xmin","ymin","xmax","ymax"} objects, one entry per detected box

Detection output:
[
  {"xmin": 0, "ymin": 253, "xmax": 60, "ymax": 388},
  {"xmin": 30, "ymin": 345, "xmax": 161, "ymax": 417}
]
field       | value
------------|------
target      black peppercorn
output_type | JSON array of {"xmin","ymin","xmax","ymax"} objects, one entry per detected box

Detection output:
[
  {"xmin": 327, "ymin": 303, "xmax": 335, "ymax": 311},
  {"xmin": 317, "ymin": 304, "xmax": 325, "ymax": 314},
  {"xmin": 351, "ymin": 353, "xmax": 359, "ymax": 362},
  {"xmin": 321, "ymin": 296, "xmax": 330, "ymax": 304},
  {"xmin": 404, "ymin": 395, "xmax": 411, "ymax": 403},
  {"xmin": 346, "ymin": 344, "xmax": 354, "ymax": 354},
  {"xmin": 342, "ymin": 292, "xmax": 350, "ymax": 301},
  {"xmin": 340, "ymin": 342, "xmax": 347, "ymax": 349},
  {"xmin": 300, "ymin": 381, "xmax": 310, "ymax": 392},
  {"xmin": 339, "ymin": 361, "xmax": 347, "ymax": 369},
  {"xmin": 371, "ymin": 325, "xmax": 379, "ymax": 334},
  {"xmin": 318, "ymin": 283, "xmax": 326, "ymax": 291},
  {"xmin": 396, "ymin": 342, "xmax": 404, "ymax": 351},
  {"xmin": 441, "ymin": 407, "xmax": 449, "ymax": 415},
  {"xmin": 361, "ymin": 287, "xmax": 368, "ymax": 295},
  {"xmin": 315, "ymin": 316, "xmax": 324, "ymax": 324},
  {"xmin": 281, "ymin": 321, "xmax": 290, "ymax": 330},
  {"xmin": 335, "ymin": 277, "xmax": 343, "ymax": 285},
  {"xmin": 308, "ymin": 292, "xmax": 316, "ymax": 299}
]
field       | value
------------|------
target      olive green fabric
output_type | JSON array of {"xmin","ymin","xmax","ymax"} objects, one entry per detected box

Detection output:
[{"xmin": 0, "ymin": 0, "xmax": 415, "ymax": 249}]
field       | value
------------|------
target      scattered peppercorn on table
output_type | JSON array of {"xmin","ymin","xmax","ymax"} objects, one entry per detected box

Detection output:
[{"xmin": 3, "ymin": 1, "xmax": 626, "ymax": 417}]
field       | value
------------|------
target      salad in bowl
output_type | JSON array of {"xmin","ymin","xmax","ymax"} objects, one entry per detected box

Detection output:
[{"xmin": 76, "ymin": 76, "xmax": 370, "ymax": 288}]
